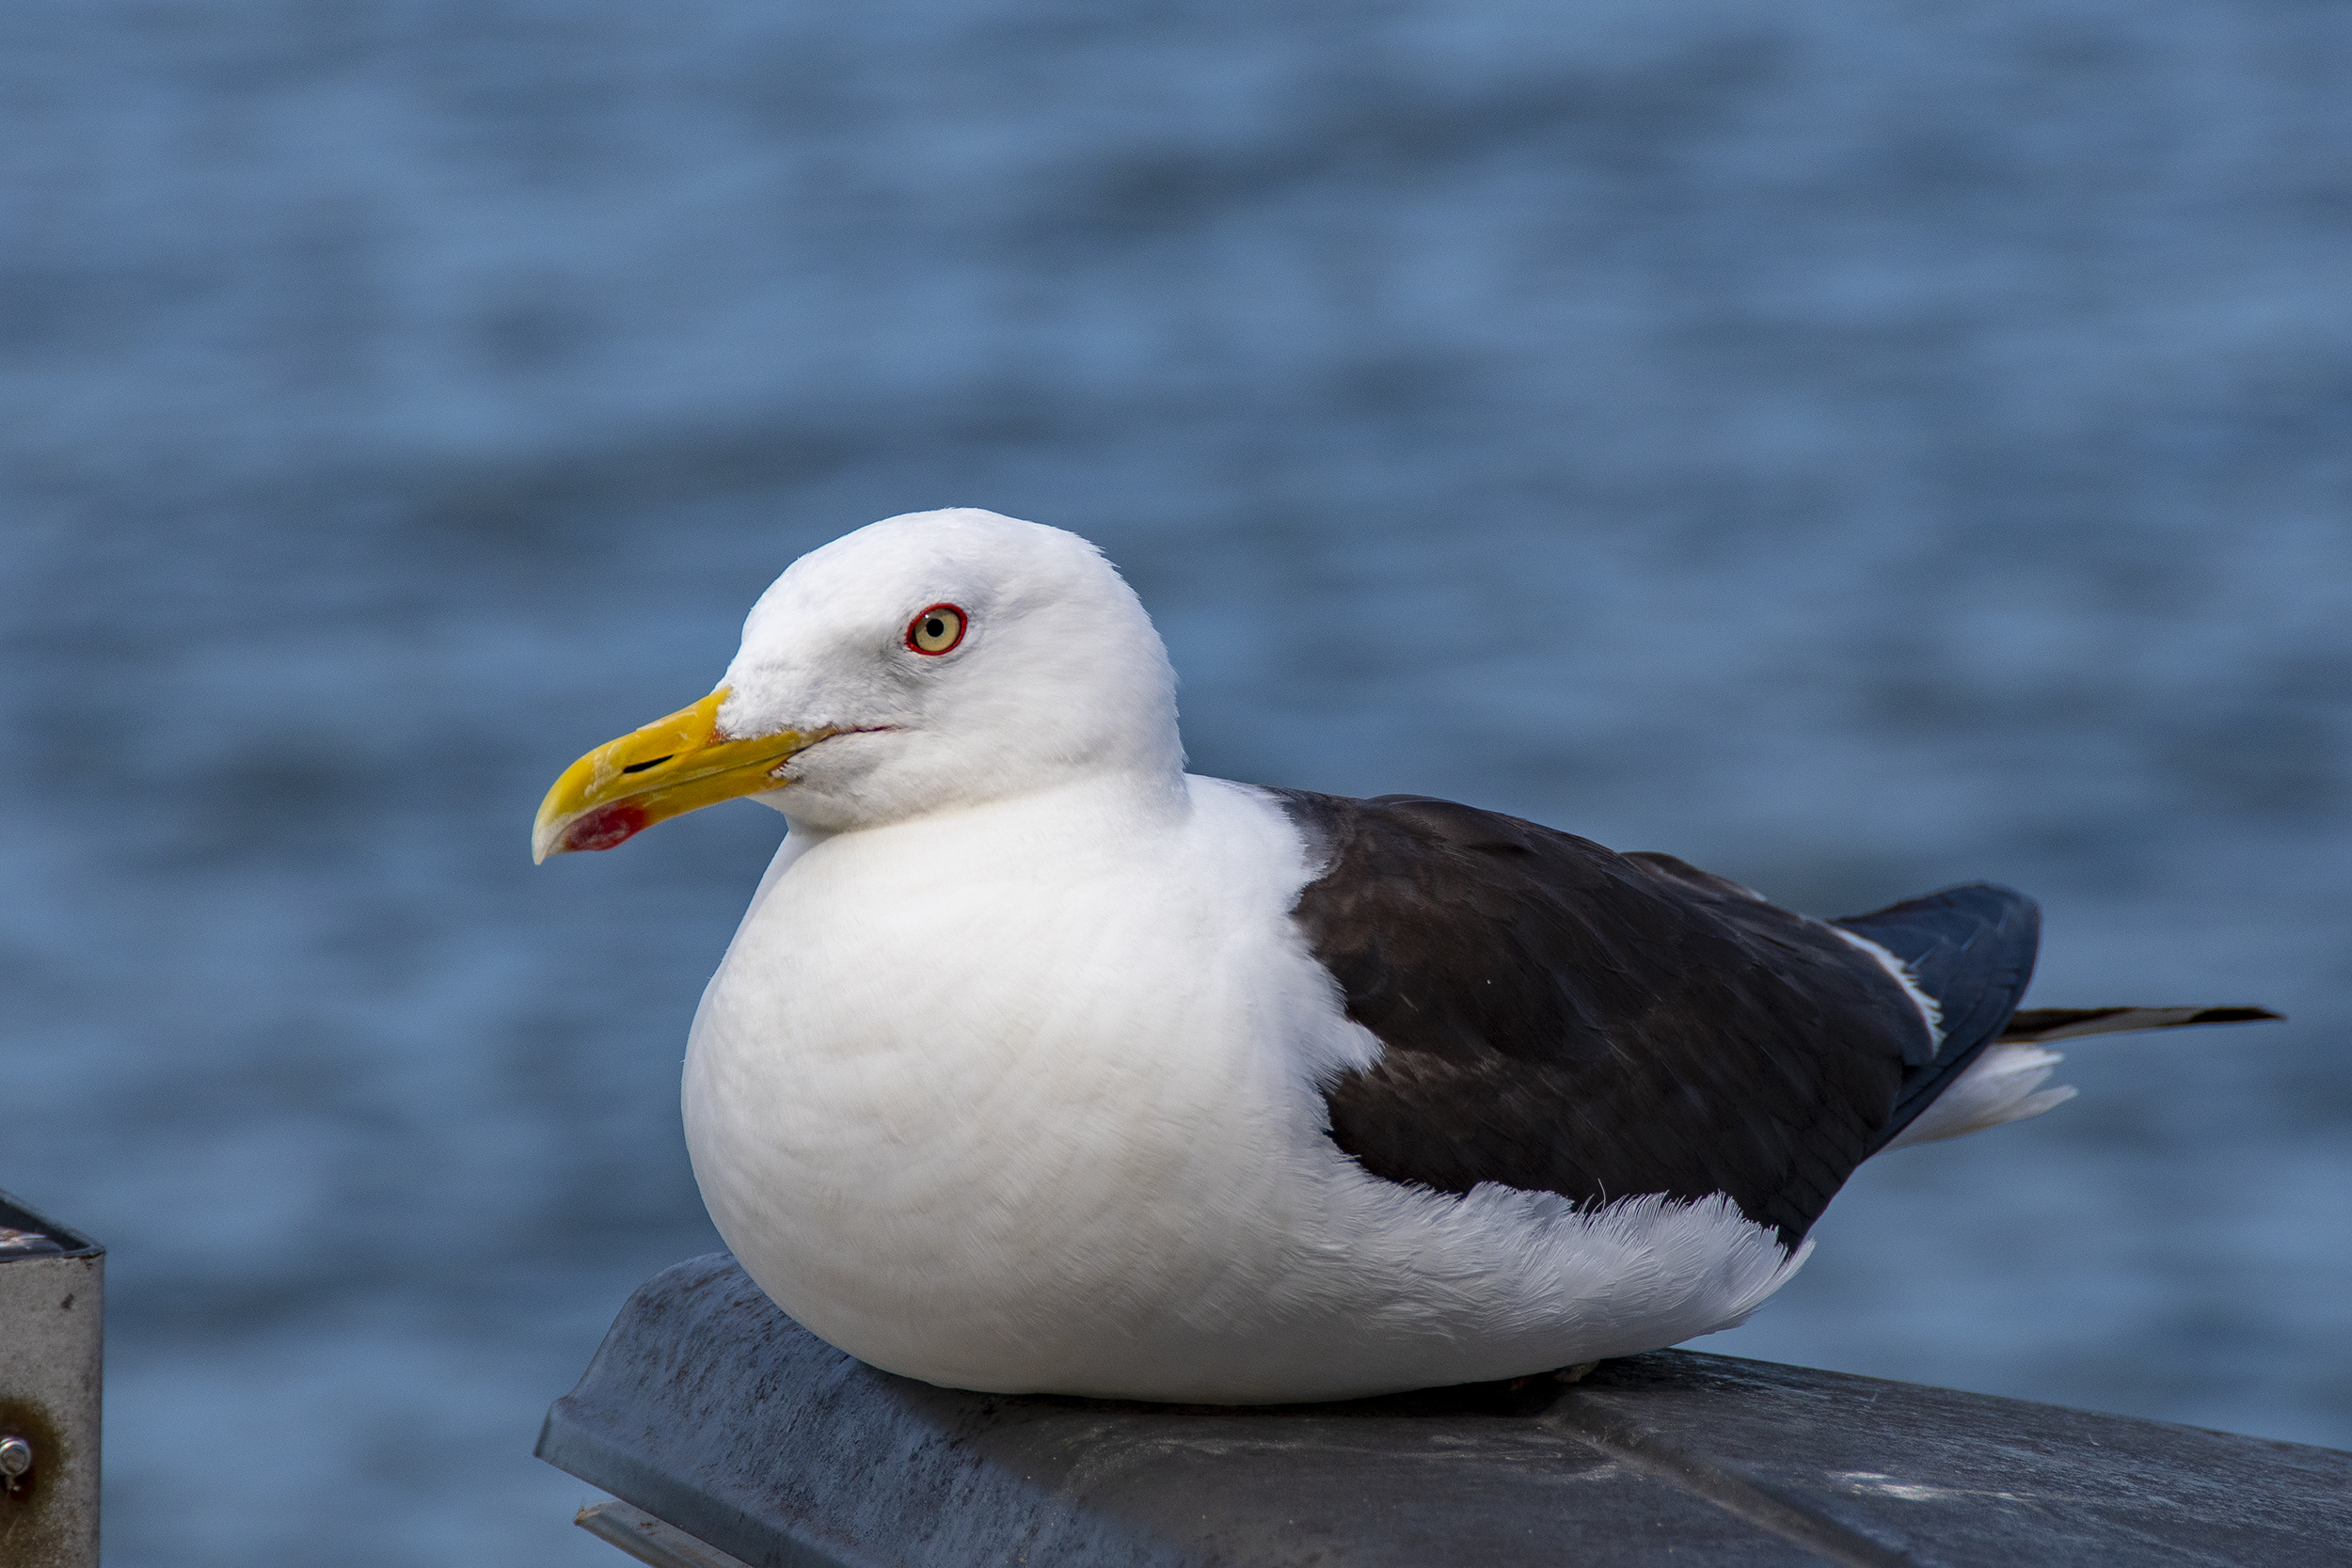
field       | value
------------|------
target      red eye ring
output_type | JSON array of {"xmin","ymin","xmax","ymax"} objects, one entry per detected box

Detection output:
[{"xmin": 905, "ymin": 603, "xmax": 968, "ymax": 656}]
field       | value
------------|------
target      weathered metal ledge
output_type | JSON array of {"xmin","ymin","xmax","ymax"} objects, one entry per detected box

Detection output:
[{"xmin": 539, "ymin": 1253, "xmax": 2349, "ymax": 1567}]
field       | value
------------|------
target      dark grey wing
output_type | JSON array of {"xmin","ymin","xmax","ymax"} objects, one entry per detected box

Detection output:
[
  {"xmin": 1271, "ymin": 791, "xmax": 1969, "ymax": 1249},
  {"xmin": 1829, "ymin": 886, "xmax": 2042, "ymax": 1154}
]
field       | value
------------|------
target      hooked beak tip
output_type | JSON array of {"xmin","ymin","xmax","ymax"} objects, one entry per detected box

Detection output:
[{"xmin": 532, "ymin": 800, "xmax": 653, "ymax": 863}]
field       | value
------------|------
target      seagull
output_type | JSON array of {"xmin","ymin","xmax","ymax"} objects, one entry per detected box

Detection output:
[{"xmin": 533, "ymin": 509, "xmax": 2277, "ymax": 1404}]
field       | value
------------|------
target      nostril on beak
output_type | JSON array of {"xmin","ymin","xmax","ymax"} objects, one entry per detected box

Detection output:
[{"xmin": 621, "ymin": 754, "xmax": 675, "ymax": 775}]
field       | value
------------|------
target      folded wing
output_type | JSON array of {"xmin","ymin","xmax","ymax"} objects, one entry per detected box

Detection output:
[{"xmin": 1273, "ymin": 791, "xmax": 2013, "ymax": 1249}]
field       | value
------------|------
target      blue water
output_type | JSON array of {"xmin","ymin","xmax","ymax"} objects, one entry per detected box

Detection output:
[{"xmin": 3, "ymin": 2, "xmax": 2347, "ymax": 1561}]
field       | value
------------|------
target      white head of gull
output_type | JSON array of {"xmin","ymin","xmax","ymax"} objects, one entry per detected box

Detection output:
[
  {"xmin": 713, "ymin": 510, "xmax": 1184, "ymax": 835},
  {"xmin": 534, "ymin": 507, "xmax": 2265, "ymax": 1403}
]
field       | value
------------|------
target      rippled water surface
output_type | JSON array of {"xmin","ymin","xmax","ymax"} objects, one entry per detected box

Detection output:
[{"xmin": 4, "ymin": 2, "xmax": 2349, "ymax": 1561}]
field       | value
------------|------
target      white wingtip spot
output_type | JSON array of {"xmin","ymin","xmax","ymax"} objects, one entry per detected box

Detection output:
[{"xmin": 1830, "ymin": 926, "xmax": 1945, "ymax": 1046}]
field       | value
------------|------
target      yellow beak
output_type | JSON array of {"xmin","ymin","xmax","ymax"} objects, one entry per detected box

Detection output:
[{"xmin": 532, "ymin": 689, "xmax": 836, "ymax": 862}]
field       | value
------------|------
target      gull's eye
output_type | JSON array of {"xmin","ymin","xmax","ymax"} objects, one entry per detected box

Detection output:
[{"xmin": 905, "ymin": 603, "xmax": 967, "ymax": 656}]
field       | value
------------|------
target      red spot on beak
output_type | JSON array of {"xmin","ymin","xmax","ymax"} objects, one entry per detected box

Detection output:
[{"xmin": 558, "ymin": 800, "xmax": 652, "ymax": 854}]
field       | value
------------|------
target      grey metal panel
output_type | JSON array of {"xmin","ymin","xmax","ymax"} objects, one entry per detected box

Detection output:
[
  {"xmin": 0, "ymin": 1188, "xmax": 103, "ymax": 1568},
  {"xmin": 1556, "ymin": 1352, "xmax": 2352, "ymax": 1566},
  {"xmin": 541, "ymin": 1254, "xmax": 2351, "ymax": 1568}
]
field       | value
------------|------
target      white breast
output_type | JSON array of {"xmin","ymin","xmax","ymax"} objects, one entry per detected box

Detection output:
[{"xmin": 682, "ymin": 774, "xmax": 1806, "ymax": 1402}]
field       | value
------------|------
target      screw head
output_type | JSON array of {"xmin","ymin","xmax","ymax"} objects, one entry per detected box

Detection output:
[{"xmin": 0, "ymin": 1437, "xmax": 30, "ymax": 1478}]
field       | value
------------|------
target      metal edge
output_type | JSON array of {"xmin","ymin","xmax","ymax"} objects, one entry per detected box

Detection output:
[
  {"xmin": 0, "ymin": 1189, "xmax": 103, "ymax": 1261},
  {"xmin": 537, "ymin": 1399, "xmax": 877, "ymax": 1568},
  {"xmin": 577, "ymin": 1498, "xmax": 760, "ymax": 1568}
]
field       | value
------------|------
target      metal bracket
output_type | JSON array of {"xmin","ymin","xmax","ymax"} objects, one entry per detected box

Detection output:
[{"xmin": 0, "ymin": 1187, "xmax": 103, "ymax": 1568}]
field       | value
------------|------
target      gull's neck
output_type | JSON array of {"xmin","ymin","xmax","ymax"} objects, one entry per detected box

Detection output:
[{"xmin": 780, "ymin": 763, "xmax": 1194, "ymax": 852}]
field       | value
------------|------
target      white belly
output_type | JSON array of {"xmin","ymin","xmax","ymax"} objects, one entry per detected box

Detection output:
[{"xmin": 682, "ymin": 776, "xmax": 1805, "ymax": 1402}]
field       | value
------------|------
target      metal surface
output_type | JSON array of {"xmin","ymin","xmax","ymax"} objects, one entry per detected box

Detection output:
[
  {"xmin": 541, "ymin": 1253, "xmax": 2352, "ymax": 1568},
  {"xmin": 0, "ymin": 1188, "xmax": 103, "ymax": 1568},
  {"xmin": 579, "ymin": 1498, "xmax": 760, "ymax": 1568}
]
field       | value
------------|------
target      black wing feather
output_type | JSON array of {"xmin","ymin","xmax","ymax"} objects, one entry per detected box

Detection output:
[
  {"xmin": 1272, "ymin": 790, "xmax": 2038, "ymax": 1249},
  {"xmin": 1831, "ymin": 887, "xmax": 2042, "ymax": 1153}
]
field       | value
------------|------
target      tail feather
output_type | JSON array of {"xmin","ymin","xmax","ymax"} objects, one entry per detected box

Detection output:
[
  {"xmin": 2001, "ymin": 1005, "xmax": 2283, "ymax": 1042},
  {"xmin": 1879, "ymin": 1043, "xmax": 2078, "ymax": 1150},
  {"xmin": 1831, "ymin": 885, "xmax": 2282, "ymax": 1157},
  {"xmin": 1880, "ymin": 1006, "xmax": 2283, "ymax": 1154}
]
